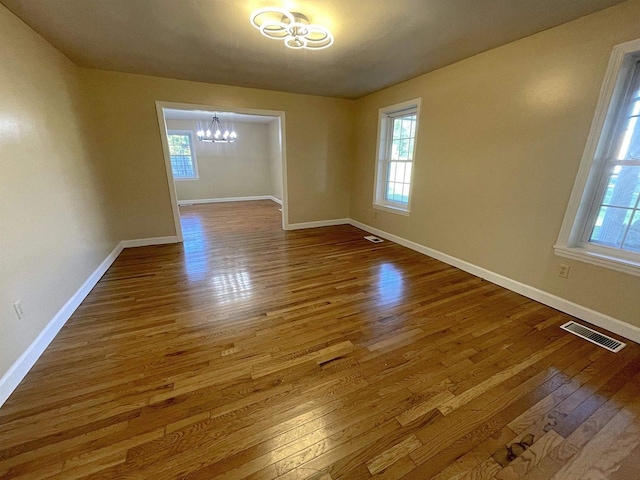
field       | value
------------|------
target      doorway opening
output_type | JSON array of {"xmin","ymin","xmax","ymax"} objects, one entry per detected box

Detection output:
[{"xmin": 155, "ymin": 102, "xmax": 288, "ymax": 242}]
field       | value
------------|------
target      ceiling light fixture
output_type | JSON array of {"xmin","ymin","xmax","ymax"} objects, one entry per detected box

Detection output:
[
  {"xmin": 250, "ymin": 7, "xmax": 333, "ymax": 50},
  {"xmin": 196, "ymin": 115, "xmax": 237, "ymax": 143}
]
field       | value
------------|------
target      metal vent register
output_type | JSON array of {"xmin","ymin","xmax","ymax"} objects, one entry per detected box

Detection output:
[
  {"xmin": 561, "ymin": 321, "xmax": 625, "ymax": 353},
  {"xmin": 364, "ymin": 236, "xmax": 384, "ymax": 243}
]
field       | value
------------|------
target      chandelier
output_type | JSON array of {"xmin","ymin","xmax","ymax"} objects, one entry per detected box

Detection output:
[
  {"xmin": 196, "ymin": 115, "xmax": 237, "ymax": 143},
  {"xmin": 250, "ymin": 7, "xmax": 333, "ymax": 50}
]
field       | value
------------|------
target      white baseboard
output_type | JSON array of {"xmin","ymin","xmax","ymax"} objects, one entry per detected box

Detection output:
[
  {"xmin": 349, "ymin": 219, "xmax": 640, "ymax": 344},
  {"xmin": 287, "ymin": 218, "xmax": 350, "ymax": 230},
  {"xmin": 121, "ymin": 236, "xmax": 179, "ymax": 248},
  {"xmin": 178, "ymin": 196, "xmax": 275, "ymax": 205},
  {"xmin": 269, "ymin": 196, "xmax": 283, "ymax": 205},
  {"xmin": 0, "ymin": 241, "xmax": 124, "ymax": 407}
]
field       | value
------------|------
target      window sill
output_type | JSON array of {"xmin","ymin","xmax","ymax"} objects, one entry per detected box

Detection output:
[
  {"xmin": 373, "ymin": 203, "xmax": 410, "ymax": 216},
  {"xmin": 553, "ymin": 245, "xmax": 640, "ymax": 277},
  {"xmin": 174, "ymin": 177, "xmax": 199, "ymax": 181}
]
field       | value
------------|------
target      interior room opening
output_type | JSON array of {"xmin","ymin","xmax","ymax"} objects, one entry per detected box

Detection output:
[{"xmin": 158, "ymin": 105, "xmax": 286, "ymax": 242}]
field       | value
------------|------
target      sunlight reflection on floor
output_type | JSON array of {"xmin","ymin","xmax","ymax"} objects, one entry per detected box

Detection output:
[{"xmin": 377, "ymin": 262, "xmax": 404, "ymax": 306}]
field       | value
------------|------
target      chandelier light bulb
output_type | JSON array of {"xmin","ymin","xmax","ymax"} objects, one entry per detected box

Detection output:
[
  {"xmin": 250, "ymin": 7, "xmax": 333, "ymax": 50},
  {"xmin": 197, "ymin": 115, "xmax": 237, "ymax": 143}
]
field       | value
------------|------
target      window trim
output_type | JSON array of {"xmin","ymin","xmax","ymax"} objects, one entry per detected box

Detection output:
[
  {"xmin": 554, "ymin": 38, "xmax": 640, "ymax": 277},
  {"xmin": 372, "ymin": 98, "xmax": 422, "ymax": 215},
  {"xmin": 167, "ymin": 129, "xmax": 199, "ymax": 181}
]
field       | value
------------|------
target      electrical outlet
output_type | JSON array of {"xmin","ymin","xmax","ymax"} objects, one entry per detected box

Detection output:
[
  {"xmin": 374, "ymin": 212, "xmax": 378, "ymax": 219},
  {"xmin": 558, "ymin": 264, "xmax": 570, "ymax": 279},
  {"xmin": 13, "ymin": 300, "xmax": 24, "ymax": 319}
]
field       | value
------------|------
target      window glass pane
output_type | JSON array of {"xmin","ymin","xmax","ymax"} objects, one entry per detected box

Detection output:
[
  {"xmin": 397, "ymin": 162, "xmax": 407, "ymax": 183},
  {"xmin": 168, "ymin": 134, "xmax": 195, "ymax": 178},
  {"xmin": 602, "ymin": 166, "xmax": 640, "ymax": 207},
  {"xmin": 169, "ymin": 134, "xmax": 191, "ymax": 155},
  {"xmin": 398, "ymin": 139, "xmax": 410, "ymax": 160},
  {"xmin": 389, "ymin": 162, "xmax": 397, "ymax": 183},
  {"xmin": 401, "ymin": 118, "xmax": 412, "ymax": 138},
  {"xmin": 171, "ymin": 155, "xmax": 194, "ymax": 177},
  {"xmin": 386, "ymin": 182, "xmax": 402, "ymax": 203},
  {"xmin": 386, "ymin": 182, "xmax": 395, "ymax": 202},
  {"xmin": 402, "ymin": 184, "xmax": 410, "ymax": 202},
  {"xmin": 623, "ymin": 210, "xmax": 640, "ymax": 252},
  {"xmin": 385, "ymin": 180, "xmax": 409, "ymax": 204},
  {"xmin": 616, "ymin": 89, "xmax": 640, "ymax": 160},
  {"xmin": 590, "ymin": 206, "xmax": 633, "ymax": 247},
  {"xmin": 393, "ymin": 118, "xmax": 402, "ymax": 139},
  {"xmin": 391, "ymin": 140, "xmax": 401, "ymax": 160},
  {"xmin": 391, "ymin": 114, "xmax": 417, "ymax": 141},
  {"xmin": 388, "ymin": 162, "xmax": 412, "ymax": 185},
  {"xmin": 385, "ymin": 114, "xmax": 416, "ymax": 203}
]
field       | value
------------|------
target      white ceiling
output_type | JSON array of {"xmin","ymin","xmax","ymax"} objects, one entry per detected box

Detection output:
[
  {"xmin": 163, "ymin": 109, "xmax": 277, "ymax": 123},
  {"xmin": 2, "ymin": 0, "xmax": 625, "ymax": 99}
]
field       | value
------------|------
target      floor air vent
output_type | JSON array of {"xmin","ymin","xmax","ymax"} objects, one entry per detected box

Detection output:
[
  {"xmin": 364, "ymin": 235, "xmax": 384, "ymax": 243},
  {"xmin": 561, "ymin": 321, "xmax": 625, "ymax": 353}
]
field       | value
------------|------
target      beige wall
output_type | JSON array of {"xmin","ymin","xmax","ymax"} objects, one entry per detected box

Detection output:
[
  {"xmin": 351, "ymin": 1, "xmax": 640, "ymax": 327},
  {"xmin": 80, "ymin": 69, "xmax": 354, "ymax": 238},
  {"xmin": 165, "ymin": 119, "xmax": 275, "ymax": 201},
  {"xmin": 0, "ymin": 6, "xmax": 119, "ymax": 375},
  {"xmin": 267, "ymin": 120, "xmax": 283, "ymax": 201}
]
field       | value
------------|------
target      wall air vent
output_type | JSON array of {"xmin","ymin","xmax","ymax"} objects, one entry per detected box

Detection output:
[
  {"xmin": 561, "ymin": 321, "xmax": 625, "ymax": 353},
  {"xmin": 364, "ymin": 236, "xmax": 384, "ymax": 243}
]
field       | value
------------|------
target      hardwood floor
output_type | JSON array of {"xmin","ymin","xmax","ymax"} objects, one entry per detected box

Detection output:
[{"xmin": 1, "ymin": 200, "xmax": 639, "ymax": 479}]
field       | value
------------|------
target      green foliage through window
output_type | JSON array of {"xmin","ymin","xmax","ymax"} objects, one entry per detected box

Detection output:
[{"xmin": 168, "ymin": 133, "xmax": 196, "ymax": 179}]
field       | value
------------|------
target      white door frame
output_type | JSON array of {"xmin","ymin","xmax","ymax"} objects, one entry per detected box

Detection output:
[{"xmin": 155, "ymin": 101, "xmax": 290, "ymax": 241}]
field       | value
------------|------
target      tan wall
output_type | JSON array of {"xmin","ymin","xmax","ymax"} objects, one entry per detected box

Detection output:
[
  {"xmin": 0, "ymin": 6, "xmax": 119, "ymax": 375},
  {"xmin": 80, "ymin": 69, "xmax": 354, "ymax": 238},
  {"xmin": 351, "ymin": 1, "xmax": 640, "ymax": 327},
  {"xmin": 267, "ymin": 120, "xmax": 283, "ymax": 201},
  {"xmin": 165, "ymin": 119, "xmax": 274, "ymax": 201}
]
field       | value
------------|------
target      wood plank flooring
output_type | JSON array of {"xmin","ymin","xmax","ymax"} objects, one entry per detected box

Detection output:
[{"xmin": 1, "ymin": 200, "xmax": 639, "ymax": 479}]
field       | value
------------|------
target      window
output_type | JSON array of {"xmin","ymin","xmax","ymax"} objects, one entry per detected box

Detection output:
[
  {"xmin": 373, "ymin": 99, "xmax": 421, "ymax": 215},
  {"xmin": 168, "ymin": 131, "xmax": 198, "ymax": 180},
  {"xmin": 555, "ymin": 39, "xmax": 640, "ymax": 276}
]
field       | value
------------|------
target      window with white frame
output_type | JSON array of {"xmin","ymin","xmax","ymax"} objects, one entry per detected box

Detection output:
[
  {"xmin": 555, "ymin": 39, "xmax": 640, "ymax": 275},
  {"xmin": 373, "ymin": 99, "xmax": 421, "ymax": 214},
  {"xmin": 167, "ymin": 131, "xmax": 198, "ymax": 180}
]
